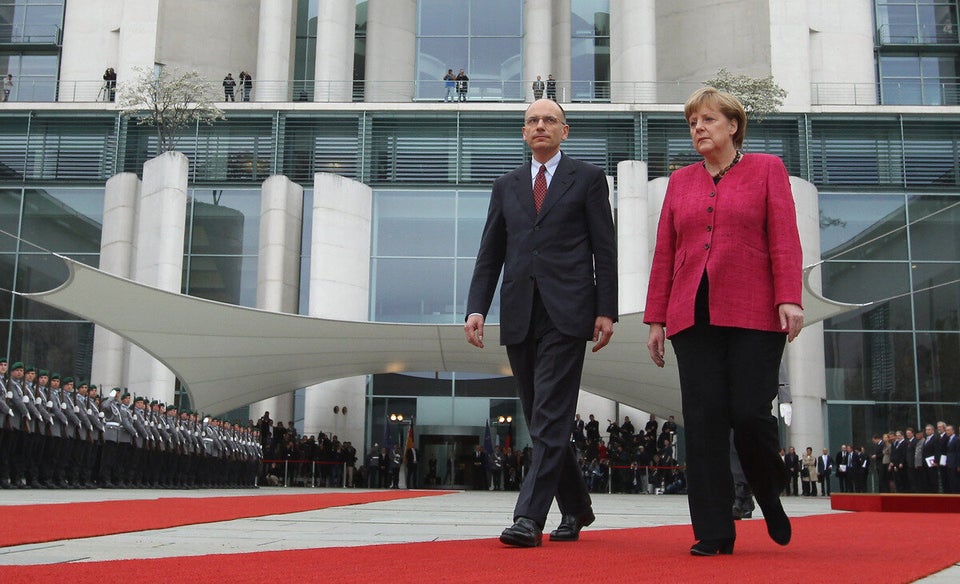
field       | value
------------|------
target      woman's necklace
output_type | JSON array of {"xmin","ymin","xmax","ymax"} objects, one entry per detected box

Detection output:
[{"xmin": 704, "ymin": 150, "xmax": 742, "ymax": 180}]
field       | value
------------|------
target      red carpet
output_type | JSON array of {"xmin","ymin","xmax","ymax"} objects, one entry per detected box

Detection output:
[
  {"xmin": 0, "ymin": 490, "xmax": 452, "ymax": 548},
  {"xmin": 1, "ymin": 511, "xmax": 958, "ymax": 584},
  {"xmin": 832, "ymin": 492, "xmax": 960, "ymax": 513}
]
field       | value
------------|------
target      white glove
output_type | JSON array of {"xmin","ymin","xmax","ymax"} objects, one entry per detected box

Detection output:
[
  {"xmin": 46, "ymin": 401, "xmax": 53, "ymax": 408},
  {"xmin": 60, "ymin": 403, "xmax": 67, "ymax": 410},
  {"xmin": 5, "ymin": 391, "xmax": 11, "ymax": 399},
  {"xmin": 779, "ymin": 403, "xmax": 793, "ymax": 427},
  {"xmin": 74, "ymin": 406, "xmax": 80, "ymax": 413},
  {"xmin": 22, "ymin": 395, "xmax": 29, "ymax": 403},
  {"xmin": 35, "ymin": 397, "xmax": 41, "ymax": 406}
]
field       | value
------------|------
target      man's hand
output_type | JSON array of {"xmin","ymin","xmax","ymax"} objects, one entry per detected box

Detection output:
[
  {"xmin": 592, "ymin": 316, "xmax": 614, "ymax": 352},
  {"xmin": 464, "ymin": 314, "xmax": 485, "ymax": 348},
  {"xmin": 778, "ymin": 303, "xmax": 804, "ymax": 342},
  {"xmin": 647, "ymin": 323, "xmax": 665, "ymax": 367}
]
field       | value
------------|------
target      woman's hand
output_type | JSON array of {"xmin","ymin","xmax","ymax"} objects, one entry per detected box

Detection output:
[
  {"xmin": 647, "ymin": 323, "xmax": 666, "ymax": 367},
  {"xmin": 778, "ymin": 303, "xmax": 804, "ymax": 343}
]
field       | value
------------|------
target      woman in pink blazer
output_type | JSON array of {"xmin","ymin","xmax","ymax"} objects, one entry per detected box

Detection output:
[{"xmin": 645, "ymin": 88, "xmax": 804, "ymax": 557}]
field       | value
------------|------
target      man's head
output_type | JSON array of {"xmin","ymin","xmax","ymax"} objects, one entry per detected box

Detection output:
[
  {"xmin": 10, "ymin": 361, "xmax": 23, "ymax": 379},
  {"xmin": 906, "ymin": 428, "xmax": 915, "ymax": 439},
  {"xmin": 822, "ymin": 448, "xmax": 829, "ymax": 455},
  {"xmin": 926, "ymin": 424, "xmax": 935, "ymax": 436},
  {"xmin": 522, "ymin": 99, "xmax": 568, "ymax": 162},
  {"xmin": 937, "ymin": 421, "xmax": 946, "ymax": 434},
  {"xmin": 788, "ymin": 447, "xmax": 796, "ymax": 454},
  {"xmin": 947, "ymin": 425, "xmax": 955, "ymax": 437}
]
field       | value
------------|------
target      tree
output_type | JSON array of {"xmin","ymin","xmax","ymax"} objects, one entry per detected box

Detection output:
[
  {"xmin": 705, "ymin": 68, "xmax": 787, "ymax": 121},
  {"xmin": 119, "ymin": 67, "xmax": 225, "ymax": 152}
]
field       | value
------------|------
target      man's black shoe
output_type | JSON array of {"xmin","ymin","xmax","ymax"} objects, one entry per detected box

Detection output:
[
  {"xmin": 549, "ymin": 509, "xmax": 596, "ymax": 541},
  {"xmin": 499, "ymin": 517, "xmax": 542, "ymax": 547}
]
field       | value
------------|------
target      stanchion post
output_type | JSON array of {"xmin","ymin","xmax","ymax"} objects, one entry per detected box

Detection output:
[
  {"xmin": 283, "ymin": 458, "xmax": 289, "ymax": 487},
  {"xmin": 311, "ymin": 461, "xmax": 316, "ymax": 487}
]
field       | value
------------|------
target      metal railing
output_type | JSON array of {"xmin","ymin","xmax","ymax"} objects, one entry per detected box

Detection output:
[
  {"xmin": 0, "ymin": 24, "xmax": 62, "ymax": 45},
  {"xmin": 877, "ymin": 23, "xmax": 959, "ymax": 45},
  {"xmin": 5, "ymin": 78, "xmax": 960, "ymax": 107}
]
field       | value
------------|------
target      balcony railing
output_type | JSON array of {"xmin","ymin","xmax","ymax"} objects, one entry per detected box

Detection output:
[
  {"xmin": 877, "ymin": 22, "xmax": 959, "ymax": 45},
  {"xmin": 4, "ymin": 78, "xmax": 960, "ymax": 108},
  {"xmin": 0, "ymin": 24, "xmax": 62, "ymax": 45}
]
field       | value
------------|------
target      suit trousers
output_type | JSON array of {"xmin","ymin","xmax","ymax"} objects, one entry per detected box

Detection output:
[
  {"xmin": 506, "ymin": 290, "xmax": 590, "ymax": 529},
  {"xmin": 671, "ymin": 322, "xmax": 787, "ymax": 541}
]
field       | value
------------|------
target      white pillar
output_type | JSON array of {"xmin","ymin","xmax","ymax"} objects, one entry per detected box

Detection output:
[
  {"xmin": 314, "ymin": 0, "xmax": 356, "ymax": 102},
  {"xmin": 365, "ymin": 0, "xmax": 416, "ymax": 102},
  {"xmin": 785, "ymin": 177, "xmax": 827, "ymax": 451},
  {"xmin": 523, "ymin": 0, "xmax": 553, "ymax": 102},
  {"xmin": 124, "ymin": 152, "xmax": 189, "ymax": 405},
  {"xmin": 616, "ymin": 161, "xmax": 649, "ymax": 314},
  {"xmin": 117, "ymin": 0, "xmax": 160, "ymax": 83},
  {"xmin": 249, "ymin": 175, "xmax": 304, "ymax": 424},
  {"xmin": 302, "ymin": 173, "xmax": 372, "ymax": 448},
  {"xmin": 610, "ymin": 0, "xmax": 657, "ymax": 103},
  {"xmin": 91, "ymin": 172, "xmax": 139, "ymax": 389},
  {"xmin": 551, "ymin": 0, "xmax": 572, "ymax": 102},
  {"xmin": 255, "ymin": 0, "xmax": 297, "ymax": 101},
  {"xmin": 769, "ymin": 0, "xmax": 811, "ymax": 109}
]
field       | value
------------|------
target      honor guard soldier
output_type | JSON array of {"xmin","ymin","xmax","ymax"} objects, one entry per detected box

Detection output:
[
  {"xmin": 59, "ymin": 375, "xmax": 85, "ymax": 487},
  {"xmin": 21, "ymin": 365, "xmax": 47, "ymax": 487},
  {"xmin": 0, "ymin": 358, "xmax": 13, "ymax": 488},
  {"xmin": 41, "ymin": 371, "xmax": 70, "ymax": 487},
  {"xmin": 75, "ymin": 380, "xmax": 99, "ymax": 488}
]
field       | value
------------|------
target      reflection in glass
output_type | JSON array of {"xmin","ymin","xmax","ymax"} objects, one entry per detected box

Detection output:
[
  {"xmin": 188, "ymin": 189, "xmax": 261, "ymax": 256},
  {"xmin": 820, "ymin": 261, "xmax": 911, "ymax": 305},
  {"xmin": 374, "ymin": 257, "xmax": 455, "ymax": 323},
  {"xmin": 818, "ymin": 194, "xmax": 907, "ymax": 260},
  {"xmin": 906, "ymin": 194, "xmax": 960, "ymax": 261},
  {"xmin": 824, "ymin": 331, "xmax": 916, "ymax": 402},
  {"xmin": 21, "ymin": 188, "xmax": 104, "ymax": 254},
  {"xmin": 911, "ymin": 263, "xmax": 960, "ymax": 331},
  {"xmin": 9, "ymin": 320, "xmax": 95, "ymax": 384},
  {"xmin": 374, "ymin": 191, "xmax": 455, "ymax": 257},
  {"xmin": 827, "ymin": 403, "xmax": 918, "ymax": 456},
  {"xmin": 916, "ymin": 332, "xmax": 960, "ymax": 402}
]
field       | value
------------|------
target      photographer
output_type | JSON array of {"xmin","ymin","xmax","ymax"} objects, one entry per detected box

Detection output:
[{"xmin": 102, "ymin": 68, "xmax": 117, "ymax": 101}]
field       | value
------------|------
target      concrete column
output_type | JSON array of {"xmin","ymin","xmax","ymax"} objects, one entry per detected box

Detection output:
[
  {"xmin": 248, "ymin": 175, "xmax": 303, "ymax": 424},
  {"xmin": 616, "ymin": 161, "xmax": 649, "ymax": 314},
  {"xmin": 610, "ymin": 0, "xmax": 657, "ymax": 103},
  {"xmin": 302, "ymin": 173, "xmax": 372, "ymax": 448},
  {"xmin": 551, "ymin": 0, "xmax": 572, "ymax": 102},
  {"xmin": 785, "ymin": 177, "xmax": 827, "ymax": 452},
  {"xmin": 314, "ymin": 0, "xmax": 356, "ymax": 102},
  {"xmin": 769, "ymin": 0, "xmax": 811, "ymax": 109},
  {"xmin": 91, "ymin": 172, "xmax": 139, "ymax": 389},
  {"xmin": 117, "ymin": 0, "xmax": 160, "ymax": 83},
  {"xmin": 124, "ymin": 151, "xmax": 189, "ymax": 405},
  {"xmin": 255, "ymin": 0, "xmax": 297, "ymax": 101},
  {"xmin": 365, "ymin": 0, "xmax": 416, "ymax": 102},
  {"xmin": 523, "ymin": 0, "xmax": 553, "ymax": 102}
]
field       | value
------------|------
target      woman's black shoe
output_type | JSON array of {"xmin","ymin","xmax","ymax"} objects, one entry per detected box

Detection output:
[
  {"xmin": 756, "ymin": 495, "xmax": 792, "ymax": 545},
  {"xmin": 690, "ymin": 537, "xmax": 735, "ymax": 556}
]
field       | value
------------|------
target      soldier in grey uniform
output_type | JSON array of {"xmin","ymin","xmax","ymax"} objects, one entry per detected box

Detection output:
[
  {"xmin": 99, "ymin": 388, "xmax": 123, "ymax": 487},
  {"xmin": 81, "ymin": 383, "xmax": 105, "ymax": 486},
  {"xmin": 0, "ymin": 358, "xmax": 13, "ymax": 488},
  {"xmin": 128, "ymin": 396, "xmax": 152, "ymax": 487},
  {"xmin": 59, "ymin": 375, "xmax": 84, "ymax": 487},
  {"xmin": 72, "ymin": 380, "xmax": 98, "ymax": 488},
  {"xmin": 21, "ymin": 365, "xmax": 49, "ymax": 487},
  {"xmin": 40, "ymin": 371, "xmax": 69, "ymax": 487}
]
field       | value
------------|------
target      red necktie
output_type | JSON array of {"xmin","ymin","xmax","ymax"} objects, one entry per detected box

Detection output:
[{"xmin": 533, "ymin": 165, "xmax": 547, "ymax": 212}]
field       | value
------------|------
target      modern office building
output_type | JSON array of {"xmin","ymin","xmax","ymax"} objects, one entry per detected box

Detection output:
[{"xmin": 1, "ymin": 1, "xmax": 959, "ymax": 471}]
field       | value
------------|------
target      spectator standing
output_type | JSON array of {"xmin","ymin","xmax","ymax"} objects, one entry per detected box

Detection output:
[
  {"xmin": 223, "ymin": 73, "xmax": 236, "ymax": 101},
  {"xmin": 443, "ymin": 68, "xmax": 455, "ymax": 102},
  {"xmin": 545, "ymin": 74, "xmax": 556, "ymax": 100},
  {"xmin": 801, "ymin": 446, "xmax": 817, "ymax": 496},
  {"xmin": 102, "ymin": 68, "xmax": 116, "ymax": 101},
  {"xmin": 784, "ymin": 447, "xmax": 800, "ymax": 495},
  {"xmin": 239, "ymin": 71, "xmax": 253, "ymax": 101},
  {"xmin": 455, "ymin": 69, "xmax": 469, "ymax": 101},
  {"xmin": 532, "ymin": 75, "xmax": 544, "ymax": 99},
  {"xmin": 3, "ymin": 74, "xmax": 13, "ymax": 102},
  {"xmin": 817, "ymin": 447, "xmax": 833, "ymax": 496}
]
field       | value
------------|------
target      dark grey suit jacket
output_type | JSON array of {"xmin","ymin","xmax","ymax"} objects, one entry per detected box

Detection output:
[{"xmin": 466, "ymin": 153, "xmax": 618, "ymax": 345}]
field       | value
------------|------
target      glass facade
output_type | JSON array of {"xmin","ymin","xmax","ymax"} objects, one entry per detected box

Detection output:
[
  {"xmin": 415, "ymin": 0, "xmax": 523, "ymax": 101},
  {"xmin": 876, "ymin": 1, "xmax": 960, "ymax": 104},
  {"xmin": 293, "ymin": 0, "xmax": 367, "ymax": 102},
  {"xmin": 0, "ymin": 0, "xmax": 64, "ymax": 102}
]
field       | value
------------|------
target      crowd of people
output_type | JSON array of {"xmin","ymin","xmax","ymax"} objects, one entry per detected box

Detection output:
[
  {"xmin": 572, "ymin": 412, "xmax": 684, "ymax": 495},
  {"xmin": 222, "ymin": 71, "xmax": 253, "ymax": 102},
  {"xmin": 0, "ymin": 358, "xmax": 261, "ymax": 489},
  {"xmin": 255, "ymin": 411, "xmax": 357, "ymax": 488}
]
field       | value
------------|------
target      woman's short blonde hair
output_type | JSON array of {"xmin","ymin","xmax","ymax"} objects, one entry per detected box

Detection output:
[{"xmin": 684, "ymin": 87, "xmax": 747, "ymax": 149}]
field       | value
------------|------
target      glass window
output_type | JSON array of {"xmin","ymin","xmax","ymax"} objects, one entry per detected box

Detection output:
[
  {"xmin": 374, "ymin": 191, "xmax": 455, "ymax": 257},
  {"xmin": 916, "ymin": 331, "xmax": 960, "ymax": 402},
  {"xmin": 187, "ymin": 189, "xmax": 261, "ymax": 256},
  {"xmin": 821, "ymin": 261, "xmax": 912, "ymax": 306},
  {"xmin": 818, "ymin": 194, "xmax": 908, "ymax": 261},
  {"xmin": 416, "ymin": 0, "xmax": 522, "ymax": 101},
  {"xmin": 183, "ymin": 255, "xmax": 258, "ymax": 307},
  {"xmin": 879, "ymin": 54, "xmax": 960, "ymax": 105},
  {"xmin": 20, "ymin": 188, "xmax": 103, "ymax": 253},
  {"xmin": 0, "ymin": 52, "xmax": 59, "ymax": 101},
  {"xmin": 8, "ymin": 320, "xmax": 94, "ymax": 381},
  {"xmin": 911, "ymin": 263, "xmax": 960, "ymax": 331},
  {"xmin": 906, "ymin": 194, "xmax": 960, "ymax": 261},
  {"xmin": 824, "ymin": 331, "xmax": 916, "ymax": 401},
  {"xmin": 827, "ymin": 403, "xmax": 918, "ymax": 456},
  {"xmin": 373, "ymin": 257, "xmax": 456, "ymax": 323},
  {"xmin": 571, "ymin": 0, "xmax": 610, "ymax": 102}
]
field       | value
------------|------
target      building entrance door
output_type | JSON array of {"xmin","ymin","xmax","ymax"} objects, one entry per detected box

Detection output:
[{"xmin": 418, "ymin": 433, "xmax": 480, "ymax": 489}]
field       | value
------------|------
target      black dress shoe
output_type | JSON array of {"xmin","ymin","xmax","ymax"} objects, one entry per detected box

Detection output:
[
  {"xmin": 690, "ymin": 537, "xmax": 735, "ymax": 556},
  {"xmin": 499, "ymin": 517, "xmax": 542, "ymax": 548},
  {"xmin": 549, "ymin": 509, "xmax": 596, "ymax": 541},
  {"xmin": 756, "ymin": 494, "xmax": 791, "ymax": 546}
]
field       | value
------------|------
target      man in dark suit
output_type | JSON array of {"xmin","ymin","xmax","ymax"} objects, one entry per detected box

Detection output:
[
  {"xmin": 904, "ymin": 428, "xmax": 920, "ymax": 493},
  {"xmin": 816, "ymin": 447, "xmax": 833, "ymax": 496},
  {"xmin": 945, "ymin": 425, "xmax": 960, "ymax": 494},
  {"xmin": 921, "ymin": 424, "xmax": 940, "ymax": 493},
  {"xmin": 937, "ymin": 421, "xmax": 950, "ymax": 493},
  {"xmin": 890, "ymin": 430, "xmax": 908, "ymax": 493},
  {"xmin": 464, "ymin": 98, "xmax": 618, "ymax": 547},
  {"xmin": 783, "ymin": 447, "xmax": 800, "ymax": 496}
]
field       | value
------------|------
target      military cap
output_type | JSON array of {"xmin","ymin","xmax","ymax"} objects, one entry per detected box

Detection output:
[
  {"xmin": 62, "ymin": 376, "xmax": 74, "ymax": 384},
  {"xmin": 25, "ymin": 365, "xmax": 35, "ymax": 373},
  {"xmin": 78, "ymin": 380, "xmax": 89, "ymax": 387},
  {"xmin": 89, "ymin": 384, "xmax": 97, "ymax": 390},
  {"xmin": 10, "ymin": 361, "xmax": 23, "ymax": 370},
  {"xmin": 133, "ymin": 396, "xmax": 145, "ymax": 403},
  {"xmin": 51, "ymin": 373, "xmax": 61, "ymax": 380},
  {"xmin": 0, "ymin": 358, "xmax": 6, "ymax": 364},
  {"xmin": 38, "ymin": 369, "xmax": 49, "ymax": 377},
  {"xmin": 121, "ymin": 392, "xmax": 131, "ymax": 399},
  {"xmin": 149, "ymin": 400, "xmax": 158, "ymax": 406}
]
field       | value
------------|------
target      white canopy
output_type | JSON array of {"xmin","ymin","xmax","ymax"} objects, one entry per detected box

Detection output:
[{"xmin": 22, "ymin": 256, "xmax": 862, "ymax": 417}]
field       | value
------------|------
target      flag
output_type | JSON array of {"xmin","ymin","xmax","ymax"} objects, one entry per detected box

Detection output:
[
  {"xmin": 383, "ymin": 415, "xmax": 394, "ymax": 448},
  {"xmin": 405, "ymin": 417, "xmax": 415, "ymax": 458},
  {"xmin": 483, "ymin": 419, "xmax": 495, "ymax": 468}
]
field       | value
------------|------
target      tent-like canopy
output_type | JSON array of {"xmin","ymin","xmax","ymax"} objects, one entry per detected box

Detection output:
[{"xmin": 21, "ymin": 255, "xmax": 863, "ymax": 417}]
